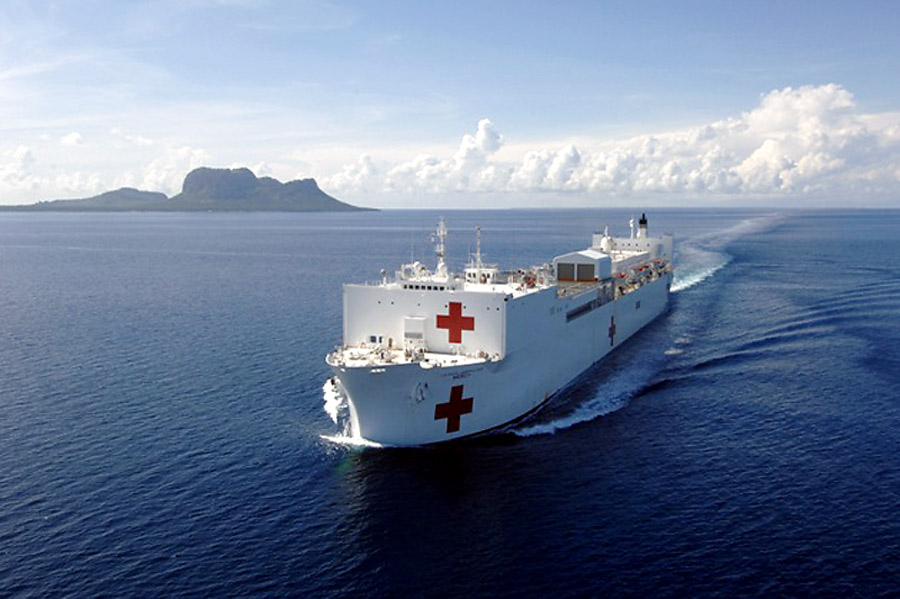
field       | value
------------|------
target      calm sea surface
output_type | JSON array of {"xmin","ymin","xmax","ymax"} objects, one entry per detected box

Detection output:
[{"xmin": 1, "ymin": 209, "xmax": 897, "ymax": 598}]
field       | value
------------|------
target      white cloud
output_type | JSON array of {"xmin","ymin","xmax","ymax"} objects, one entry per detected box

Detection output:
[
  {"xmin": 53, "ymin": 171, "xmax": 104, "ymax": 197},
  {"xmin": 139, "ymin": 146, "xmax": 212, "ymax": 195},
  {"xmin": 324, "ymin": 84, "xmax": 900, "ymax": 201},
  {"xmin": 325, "ymin": 154, "xmax": 380, "ymax": 192},
  {"xmin": 1, "ymin": 145, "xmax": 104, "ymax": 200},
  {"xmin": 248, "ymin": 161, "xmax": 272, "ymax": 177},
  {"xmin": 60, "ymin": 131, "xmax": 84, "ymax": 146},
  {"xmin": 325, "ymin": 118, "xmax": 508, "ymax": 194},
  {"xmin": 0, "ymin": 145, "xmax": 40, "ymax": 194},
  {"xmin": 510, "ymin": 144, "xmax": 582, "ymax": 190},
  {"xmin": 4, "ymin": 84, "xmax": 899, "ymax": 206},
  {"xmin": 111, "ymin": 128, "xmax": 154, "ymax": 146},
  {"xmin": 0, "ymin": 139, "xmax": 212, "ymax": 203}
]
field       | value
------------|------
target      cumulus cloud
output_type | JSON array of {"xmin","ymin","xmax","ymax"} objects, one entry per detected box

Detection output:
[
  {"xmin": 248, "ymin": 161, "xmax": 272, "ymax": 177},
  {"xmin": 53, "ymin": 171, "xmax": 104, "ymax": 196},
  {"xmin": 326, "ymin": 154, "xmax": 379, "ymax": 192},
  {"xmin": 111, "ymin": 128, "xmax": 154, "ymax": 146},
  {"xmin": 0, "ymin": 145, "xmax": 40, "ymax": 193},
  {"xmin": 510, "ymin": 144, "xmax": 581, "ymax": 190},
  {"xmin": 60, "ymin": 131, "xmax": 84, "ymax": 146},
  {"xmin": 139, "ymin": 145, "xmax": 211, "ymax": 194},
  {"xmin": 324, "ymin": 118, "xmax": 507, "ymax": 194},
  {"xmin": 0, "ymin": 140, "xmax": 213, "ymax": 203},
  {"xmin": 0, "ymin": 145, "xmax": 106, "ymax": 200},
  {"xmin": 324, "ymin": 84, "xmax": 900, "ymax": 199}
]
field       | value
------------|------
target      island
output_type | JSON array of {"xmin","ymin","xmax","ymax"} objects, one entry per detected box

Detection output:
[{"xmin": 0, "ymin": 167, "xmax": 373, "ymax": 212}]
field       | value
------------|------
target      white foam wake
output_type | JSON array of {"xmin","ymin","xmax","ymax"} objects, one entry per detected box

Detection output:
[
  {"xmin": 321, "ymin": 379, "xmax": 387, "ymax": 448},
  {"xmin": 322, "ymin": 378, "xmax": 343, "ymax": 424},
  {"xmin": 319, "ymin": 434, "xmax": 385, "ymax": 448},
  {"xmin": 671, "ymin": 212, "xmax": 784, "ymax": 293},
  {"xmin": 513, "ymin": 362, "xmax": 658, "ymax": 437},
  {"xmin": 513, "ymin": 394, "xmax": 627, "ymax": 437},
  {"xmin": 671, "ymin": 248, "xmax": 732, "ymax": 292}
]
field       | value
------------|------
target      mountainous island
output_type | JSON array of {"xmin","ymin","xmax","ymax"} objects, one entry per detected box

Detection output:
[{"xmin": 1, "ymin": 167, "xmax": 372, "ymax": 212}]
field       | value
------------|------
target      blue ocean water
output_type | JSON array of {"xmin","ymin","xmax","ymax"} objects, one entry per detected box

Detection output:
[{"xmin": 0, "ymin": 209, "xmax": 897, "ymax": 598}]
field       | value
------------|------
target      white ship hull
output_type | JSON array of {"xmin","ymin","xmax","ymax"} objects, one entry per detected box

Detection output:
[{"xmin": 329, "ymin": 272, "xmax": 672, "ymax": 446}]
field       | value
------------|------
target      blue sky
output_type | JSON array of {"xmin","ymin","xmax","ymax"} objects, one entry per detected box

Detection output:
[{"xmin": 2, "ymin": 0, "xmax": 899, "ymax": 207}]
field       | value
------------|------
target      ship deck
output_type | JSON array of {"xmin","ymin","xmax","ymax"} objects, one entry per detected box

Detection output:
[
  {"xmin": 386, "ymin": 279, "xmax": 548, "ymax": 299},
  {"xmin": 327, "ymin": 346, "xmax": 493, "ymax": 370},
  {"xmin": 557, "ymin": 281, "xmax": 602, "ymax": 297}
]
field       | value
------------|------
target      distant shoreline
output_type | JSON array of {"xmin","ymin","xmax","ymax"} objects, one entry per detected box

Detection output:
[
  {"xmin": 0, "ymin": 206, "xmax": 379, "ymax": 213},
  {"xmin": 0, "ymin": 166, "xmax": 375, "ymax": 213}
]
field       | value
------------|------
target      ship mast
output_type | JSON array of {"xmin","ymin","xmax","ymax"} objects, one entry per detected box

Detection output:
[
  {"xmin": 474, "ymin": 226, "xmax": 483, "ymax": 276},
  {"xmin": 433, "ymin": 218, "xmax": 449, "ymax": 279}
]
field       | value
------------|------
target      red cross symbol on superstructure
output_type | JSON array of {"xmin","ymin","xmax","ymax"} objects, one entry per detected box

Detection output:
[
  {"xmin": 434, "ymin": 385, "xmax": 474, "ymax": 434},
  {"xmin": 436, "ymin": 302, "xmax": 475, "ymax": 343},
  {"xmin": 608, "ymin": 316, "xmax": 617, "ymax": 347}
]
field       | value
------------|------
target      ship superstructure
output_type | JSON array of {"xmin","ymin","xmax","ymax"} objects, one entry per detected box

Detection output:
[{"xmin": 326, "ymin": 214, "xmax": 673, "ymax": 446}]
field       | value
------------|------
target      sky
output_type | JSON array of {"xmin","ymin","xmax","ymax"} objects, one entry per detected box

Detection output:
[{"xmin": 2, "ymin": 0, "xmax": 900, "ymax": 208}]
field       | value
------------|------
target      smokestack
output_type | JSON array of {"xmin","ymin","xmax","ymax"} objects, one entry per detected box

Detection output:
[{"xmin": 637, "ymin": 213, "xmax": 648, "ymax": 238}]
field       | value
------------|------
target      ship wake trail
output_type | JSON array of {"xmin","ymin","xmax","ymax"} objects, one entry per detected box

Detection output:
[
  {"xmin": 515, "ymin": 214, "xmax": 784, "ymax": 438},
  {"xmin": 672, "ymin": 213, "xmax": 785, "ymax": 293},
  {"xmin": 512, "ymin": 362, "xmax": 659, "ymax": 437},
  {"xmin": 671, "ymin": 246, "xmax": 731, "ymax": 292}
]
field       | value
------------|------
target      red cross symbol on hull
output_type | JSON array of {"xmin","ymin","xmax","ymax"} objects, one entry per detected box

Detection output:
[
  {"xmin": 608, "ymin": 316, "xmax": 616, "ymax": 347},
  {"xmin": 436, "ymin": 302, "xmax": 475, "ymax": 343},
  {"xmin": 434, "ymin": 385, "xmax": 474, "ymax": 433}
]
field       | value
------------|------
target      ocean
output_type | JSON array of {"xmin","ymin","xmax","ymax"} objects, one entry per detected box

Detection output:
[{"xmin": 1, "ymin": 208, "xmax": 897, "ymax": 598}]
